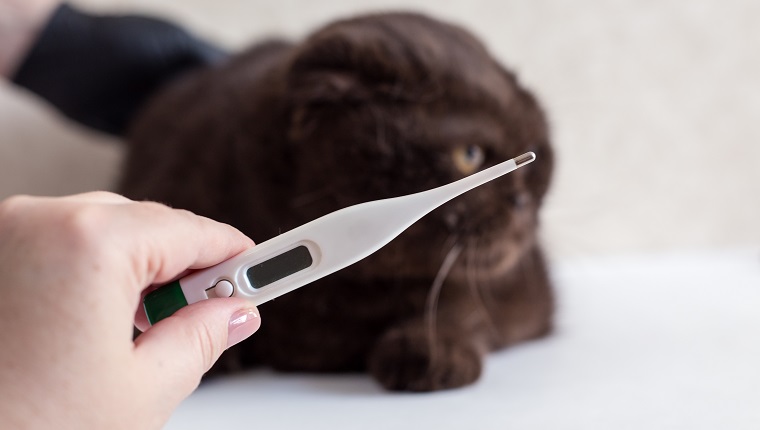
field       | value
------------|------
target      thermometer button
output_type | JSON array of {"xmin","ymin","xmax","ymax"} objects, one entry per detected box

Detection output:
[{"xmin": 209, "ymin": 280, "xmax": 235, "ymax": 298}]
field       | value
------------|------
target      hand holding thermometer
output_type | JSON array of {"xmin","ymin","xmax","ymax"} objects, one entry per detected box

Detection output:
[{"xmin": 143, "ymin": 152, "xmax": 537, "ymax": 324}]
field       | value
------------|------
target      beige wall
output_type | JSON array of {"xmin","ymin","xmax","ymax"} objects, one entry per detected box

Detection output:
[{"xmin": 1, "ymin": 0, "xmax": 758, "ymax": 259}]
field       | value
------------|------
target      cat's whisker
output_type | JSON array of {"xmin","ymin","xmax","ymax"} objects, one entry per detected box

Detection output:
[
  {"xmin": 424, "ymin": 237, "xmax": 463, "ymax": 368},
  {"xmin": 441, "ymin": 234, "xmax": 460, "ymax": 258},
  {"xmin": 466, "ymin": 239, "xmax": 502, "ymax": 343}
]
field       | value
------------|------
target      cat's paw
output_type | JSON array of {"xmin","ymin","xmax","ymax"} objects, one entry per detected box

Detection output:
[{"xmin": 368, "ymin": 328, "xmax": 483, "ymax": 392}]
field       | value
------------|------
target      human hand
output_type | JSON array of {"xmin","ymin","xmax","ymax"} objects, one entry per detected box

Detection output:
[{"xmin": 0, "ymin": 192, "xmax": 260, "ymax": 429}]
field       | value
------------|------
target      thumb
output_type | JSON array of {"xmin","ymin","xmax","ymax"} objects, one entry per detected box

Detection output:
[{"xmin": 134, "ymin": 298, "xmax": 260, "ymax": 406}]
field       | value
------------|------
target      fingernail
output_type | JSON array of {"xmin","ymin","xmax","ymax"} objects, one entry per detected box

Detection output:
[{"xmin": 227, "ymin": 308, "xmax": 260, "ymax": 349}]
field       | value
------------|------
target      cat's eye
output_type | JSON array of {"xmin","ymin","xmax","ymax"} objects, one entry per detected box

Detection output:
[{"xmin": 452, "ymin": 144, "xmax": 485, "ymax": 175}]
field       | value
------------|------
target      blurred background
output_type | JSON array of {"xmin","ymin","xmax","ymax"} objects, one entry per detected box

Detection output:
[
  {"xmin": 1, "ymin": 0, "xmax": 758, "ymax": 260},
  {"xmin": 2, "ymin": 2, "xmax": 759, "ymax": 428}
]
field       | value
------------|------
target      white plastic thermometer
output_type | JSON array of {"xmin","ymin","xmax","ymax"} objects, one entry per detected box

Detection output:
[{"xmin": 143, "ymin": 152, "xmax": 537, "ymax": 324}]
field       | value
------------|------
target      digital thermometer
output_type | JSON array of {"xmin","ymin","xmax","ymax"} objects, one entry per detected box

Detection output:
[{"xmin": 143, "ymin": 152, "xmax": 536, "ymax": 324}]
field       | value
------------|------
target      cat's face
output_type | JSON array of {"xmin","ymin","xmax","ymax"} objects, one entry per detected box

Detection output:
[{"xmin": 282, "ymin": 13, "xmax": 553, "ymax": 280}]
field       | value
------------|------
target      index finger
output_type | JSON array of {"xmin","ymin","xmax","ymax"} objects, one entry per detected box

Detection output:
[{"xmin": 103, "ymin": 201, "xmax": 255, "ymax": 290}]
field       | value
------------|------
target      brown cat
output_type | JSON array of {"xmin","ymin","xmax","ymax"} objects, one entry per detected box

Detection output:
[{"xmin": 122, "ymin": 12, "xmax": 554, "ymax": 391}]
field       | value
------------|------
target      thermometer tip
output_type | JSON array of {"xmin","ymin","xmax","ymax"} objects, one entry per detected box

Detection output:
[{"xmin": 514, "ymin": 152, "xmax": 536, "ymax": 167}]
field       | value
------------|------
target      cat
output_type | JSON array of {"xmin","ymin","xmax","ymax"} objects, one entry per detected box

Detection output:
[{"xmin": 122, "ymin": 12, "xmax": 555, "ymax": 392}]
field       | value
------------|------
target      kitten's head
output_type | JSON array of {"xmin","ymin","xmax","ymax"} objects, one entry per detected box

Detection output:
[{"xmin": 283, "ymin": 13, "xmax": 553, "ymax": 279}]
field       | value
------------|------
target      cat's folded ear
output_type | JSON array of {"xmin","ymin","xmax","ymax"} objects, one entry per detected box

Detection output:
[
  {"xmin": 285, "ymin": 21, "xmax": 411, "ymax": 107},
  {"xmin": 286, "ymin": 50, "xmax": 371, "ymax": 106},
  {"xmin": 288, "ymin": 13, "xmax": 453, "ymax": 108},
  {"xmin": 499, "ymin": 67, "xmax": 554, "ymax": 201},
  {"xmin": 283, "ymin": 14, "xmax": 445, "ymax": 142},
  {"xmin": 283, "ymin": 21, "xmax": 395, "ymax": 142}
]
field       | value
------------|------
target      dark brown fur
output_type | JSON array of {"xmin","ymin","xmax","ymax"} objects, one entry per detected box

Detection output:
[{"xmin": 122, "ymin": 12, "xmax": 554, "ymax": 391}]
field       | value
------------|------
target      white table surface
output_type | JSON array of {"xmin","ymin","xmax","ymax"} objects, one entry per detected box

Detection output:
[{"xmin": 165, "ymin": 248, "xmax": 760, "ymax": 429}]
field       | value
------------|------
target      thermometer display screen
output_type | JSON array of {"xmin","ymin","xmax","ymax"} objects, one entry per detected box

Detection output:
[{"xmin": 246, "ymin": 245, "xmax": 313, "ymax": 289}]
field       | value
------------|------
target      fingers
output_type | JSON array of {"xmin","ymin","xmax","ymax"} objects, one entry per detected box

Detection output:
[
  {"xmin": 6, "ymin": 191, "xmax": 134, "ymax": 205},
  {"xmin": 46, "ymin": 196, "xmax": 256, "ymax": 291},
  {"xmin": 73, "ymin": 193, "xmax": 256, "ymax": 287},
  {"xmin": 38, "ymin": 193, "xmax": 255, "ymax": 289},
  {"xmin": 1, "ymin": 192, "xmax": 256, "ymax": 333},
  {"xmin": 111, "ymin": 202, "xmax": 255, "ymax": 288},
  {"xmin": 63, "ymin": 191, "xmax": 134, "ymax": 204},
  {"xmin": 134, "ymin": 298, "xmax": 260, "ymax": 408},
  {"xmin": 2, "ymin": 193, "xmax": 253, "ymax": 283}
]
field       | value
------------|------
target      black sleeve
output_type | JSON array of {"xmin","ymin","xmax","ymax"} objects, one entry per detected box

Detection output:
[{"xmin": 11, "ymin": 3, "xmax": 229, "ymax": 136}]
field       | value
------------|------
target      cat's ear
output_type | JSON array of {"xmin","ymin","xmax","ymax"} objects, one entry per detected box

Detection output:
[
  {"xmin": 285, "ymin": 14, "xmax": 449, "ymax": 108},
  {"xmin": 495, "ymin": 66, "xmax": 554, "ymax": 201},
  {"xmin": 285, "ymin": 27, "xmax": 385, "ymax": 107},
  {"xmin": 284, "ymin": 17, "xmax": 437, "ymax": 144},
  {"xmin": 287, "ymin": 65, "xmax": 370, "ymax": 105},
  {"xmin": 284, "ymin": 29, "xmax": 383, "ymax": 142}
]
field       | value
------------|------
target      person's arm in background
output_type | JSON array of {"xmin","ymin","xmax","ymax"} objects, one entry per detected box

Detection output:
[
  {"xmin": 2, "ymin": 1, "xmax": 227, "ymax": 135},
  {"xmin": 0, "ymin": 0, "xmax": 58, "ymax": 76}
]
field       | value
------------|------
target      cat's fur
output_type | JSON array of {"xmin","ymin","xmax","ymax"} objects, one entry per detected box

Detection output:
[{"xmin": 123, "ymin": 12, "xmax": 554, "ymax": 391}]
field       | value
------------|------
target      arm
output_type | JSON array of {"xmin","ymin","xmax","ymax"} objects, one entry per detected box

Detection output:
[
  {"xmin": 7, "ymin": 2, "xmax": 228, "ymax": 135},
  {"xmin": 0, "ymin": 0, "xmax": 58, "ymax": 76}
]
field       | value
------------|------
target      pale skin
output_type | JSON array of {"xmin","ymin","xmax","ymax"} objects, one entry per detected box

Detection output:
[
  {"xmin": 0, "ymin": 193, "xmax": 261, "ymax": 429},
  {"xmin": 0, "ymin": 0, "xmax": 58, "ymax": 76},
  {"xmin": 1, "ymin": 3, "xmax": 262, "ymax": 427}
]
